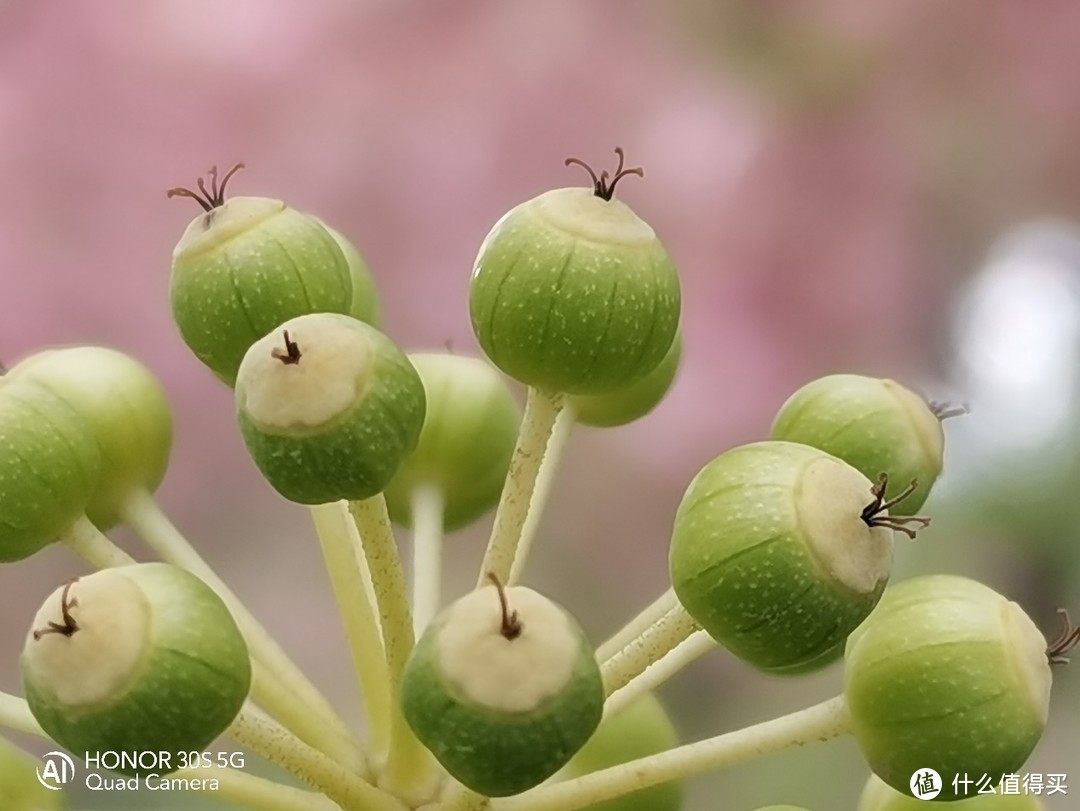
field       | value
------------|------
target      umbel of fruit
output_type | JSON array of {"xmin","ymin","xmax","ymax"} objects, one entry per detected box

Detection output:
[
  {"xmin": 168, "ymin": 164, "xmax": 373, "ymax": 385},
  {"xmin": 401, "ymin": 576, "xmax": 604, "ymax": 796},
  {"xmin": 383, "ymin": 352, "xmax": 521, "ymax": 530},
  {"xmin": 8, "ymin": 346, "xmax": 172, "ymax": 529},
  {"xmin": 670, "ymin": 440, "xmax": 929, "ymax": 673},
  {"xmin": 844, "ymin": 575, "xmax": 1061, "ymax": 801},
  {"xmin": 20, "ymin": 564, "xmax": 251, "ymax": 775},
  {"xmin": 235, "ymin": 312, "xmax": 426, "ymax": 505},
  {"xmin": 770, "ymin": 374, "xmax": 946, "ymax": 514},
  {"xmin": 469, "ymin": 148, "xmax": 681, "ymax": 395}
]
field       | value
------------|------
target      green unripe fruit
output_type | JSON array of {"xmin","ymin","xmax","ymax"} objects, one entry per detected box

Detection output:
[
  {"xmin": 858, "ymin": 774, "xmax": 1046, "ymax": 810},
  {"xmin": 168, "ymin": 165, "xmax": 354, "ymax": 385},
  {"xmin": 0, "ymin": 737, "xmax": 66, "ymax": 810},
  {"xmin": 569, "ymin": 330, "xmax": 682, "ymax": 428},
  {"xmin": 319, "ymin": 221, "xmax": 381, "ymax": 328},
  {"xmin": 670, "ymin": 441, "xmax": 912, "ymax": 674},
  {"xmin": 21, "ymin": 563, "xmax": 251, "ymax": 775},
  {"xmin": 470, "ymin": 149, "xmax": 680, "ymax": 395},
  {"xmin": 235, "ymin": 313, "xmax": 425, "ymax": 504},
  {"xmin": 9, "ymin": 347, "xmax": 172, "ymax": 529},
  {"xmin": 0, "ymin": 382, "xmax": 101, "ymax": 562},
  {"xmin": 770, "ymin": 375, "xmax": 945, "ymax": 514},
  {"xmin": 562, "ymin": 692, "xmax": 683, "ymax": 811},
  {"xmin": 402, "ymin": 579, "xmax": 604, "ymax": 796},
  {"xmin": 844, "ymin": 575, "xmax": 1052, "ymax": 802},
  {"xmin": 383, "ymin": 353, "xmax": 520, "ymax": 530}
]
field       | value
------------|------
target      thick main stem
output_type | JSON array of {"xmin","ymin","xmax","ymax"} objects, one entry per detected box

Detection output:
[
  {"xmin": 600, "ymin": 603, "xmax": 699, "ymax": 696},
  {"xmin": 477, "ymin": 388, "xmax": 565, "ymax": 586},
  {"xmin": 411, "ymin": 484, "xmax": 445, "ymax": 635},
  {"xmin": 227, "ymin": 705, "xmax": 405, "ymax": 811},
  {"xmin": 349, "ymin": 495, "xmax": 439, "ymax": 804},
  {"xmin": 310, "ymin": 501, "xmax": 392, "ymax": 758},
  {"xmin": 493, "ymin": 696, "xmax": 851, "ymax": 811},
  {"xmin": 118, "ymin": 490, "xmax": 364, "ymax": 771}
]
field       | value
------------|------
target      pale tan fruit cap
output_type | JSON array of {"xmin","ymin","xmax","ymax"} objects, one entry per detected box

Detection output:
[
  {"xmin": 881, "ymin": 379, "xmax": 944, "ymax": 472},
  {"xmin": 794, "ymin": 456, "xmax": 894, "ymax": 595},
  {"xmin": 22, "ymin": 570, "xmax": 150, "ymax": 708},
  {"xmin": 437, "ymin": 585, "xmax": 581, "ymax": 713},
  {"xmin": 172, "ymin": 196, "xmax": 285, "ymax": 261},
  {"xmin": 530, "ymin": 188, "xmax": 656, "ymax": 246},
  {"xmin": 237, "ymin": 317, "xmax": 373, "ymax": 432},
  {"xmin": 1001, "ymin": 599, "xmax": 1052, "ymax": 726}
]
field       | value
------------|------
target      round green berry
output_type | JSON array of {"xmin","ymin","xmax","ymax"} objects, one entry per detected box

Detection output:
[
  {"xmin": 383, "ymin": 353, "xmax": 520, "ymax": 530},
  {"xmin": 0, "ymin": 381, "xmax": 101, "ymax": 562},
  {"xmin": 0, "ymin": 738, "xmax": 66, "ymax": 810},
  {"xmin": 844, "ymin": 575, "xmax": 1052, "ymax": 801},
  {"xmin": 168, "ymin": 165, "xmax": 354, "ymax": 385},
  {"xmin": 9, "ymin": 346, "xmax": 172, "ymax": 529},
  {"xmin": 857, "ymin": 774, "xmax": 1046, "ymax": 810},
  {"xmin": 561, "ymin": 692, "xmax": 683, "ymax": 811},
  {"xmin": 20, "ymin": 563, "xmax": 251, "ymax": 775},
  {"xmin": 319, "ymin": 220, "xmax": 381, "ymax": 328},
  {"xmin": 770, "ymin": 375, "xmax": 945, "ymax": 514},
  {"xmin": 669, "ymin": 441, "xmax": 919, "ymax": 674},
  {"xmin": 569, "ymin": 330, "xmax": 681, "ymax": 428},
  {"xmin": 469, "ymin": 149, "xmax": 680, "ymax": 395},
  {"xmin": 402, "ymin": 578, "xmax": 604, "ymax": 797},
  {"xmin": 235, "ymin": 313, "xmax": 425, "ymax": 504}
]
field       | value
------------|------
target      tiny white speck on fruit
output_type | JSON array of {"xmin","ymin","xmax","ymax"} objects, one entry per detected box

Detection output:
[
  {"xmin": 237, "ymin": 318, "xmax": 374, "ymax": 432},
  {"xmin": 437, "ymin": 586, "xmax": 580, "ymax": 713},
  {"xmin": 22, "ymin": 570, "xmax": 150, "ymax": 708}
]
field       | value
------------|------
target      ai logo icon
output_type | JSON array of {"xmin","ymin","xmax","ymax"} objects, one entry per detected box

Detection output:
[
  {"xmin": 910, "ymin": 768, "xmax": 943, "ymax": 800},
  {"xmin": 36, "ymin": 751, "xmax": 76, "ymax": 790}
]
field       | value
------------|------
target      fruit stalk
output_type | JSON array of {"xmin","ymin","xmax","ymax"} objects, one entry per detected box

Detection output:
[
  {"xmin": 411, "ymin": 484, "xmax": 446, "ymax": 634},
  {"xmin": 477, "ymin": 388, "xmax": 565, "ymax": 586},
  {"xmin": 492, "ymin": 695, "xmax": 851, "ymax": 811},
  {"xmin": 600, "ymin": 603, "xmax": 700, "ymax": 695},
  {"xmin": 603, "ymin": 629, "xmax": 714, "ymax": 719}
]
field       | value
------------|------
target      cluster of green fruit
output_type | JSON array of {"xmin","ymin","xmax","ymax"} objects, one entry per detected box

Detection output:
[{"xmin": 0, "ymin": 152, "xmax": 1070, "ymax": 811}]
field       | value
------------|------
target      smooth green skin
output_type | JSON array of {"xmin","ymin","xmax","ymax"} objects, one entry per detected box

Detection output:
[
  {"xmin": 670, "ymin": 441, "xmax": 887, "ymax": 674},
  {"xmin": 319, "ymin": 220, "xmax": 382, "ymax": 328},
  {"xmin": 170, "ymin": 196, "xmax": 353, "ymax": 386},
  {"xmin": 402, "ymin": 600, "xmax": 604, "ymax": 797},
  {"xmin": 0, "ymin": 382, "xmax": 101, "ymax": 562},
  {"xmin": 21, "ymin": 564, "xmax": 251, "ymax": 777},
  {"xmin": 844, "ymin": 576, "xmax": 1048, "ymax": 802},
  {"xmin": 570, "ymin": 330, "xmax": 682, "ymax": 428},
  {"xmin": 562, "ymin": 692, "xmax": 683, "ymax": 811},
  {"xmin": 770, "ymin": 374, "xmax": 943, "ymax": 515},
  {"xmin": 0, "ymin": 737, "xmax": 66, "ymax": 810},
  {"xmin": 469, "ymin": 187, "xmax": 681, "ymax": 395},
  {"xmin": 858, "ymin": 774, "xmax": 1046, "ymax": 810},
  {"xmin": 10, "ymin": 347, "xmax": 173, "ymax": 529},
  {"xmin": 237, "ymin": 316, "xmax": 426, "ymax": 504},
  {"xmin": 383, "ymin": 353, "xmax": 521, "ymax": 530}
]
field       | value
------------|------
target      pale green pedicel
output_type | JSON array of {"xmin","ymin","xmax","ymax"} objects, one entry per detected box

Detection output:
[{"xmin": 0, "ymin": 737, "xmax": 66, "ymax": 810}]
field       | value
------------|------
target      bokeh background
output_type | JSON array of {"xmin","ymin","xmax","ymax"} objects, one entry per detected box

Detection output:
[{"xmin": 2, "ymin": 1, "xmax": 1080, "ymax": 808}]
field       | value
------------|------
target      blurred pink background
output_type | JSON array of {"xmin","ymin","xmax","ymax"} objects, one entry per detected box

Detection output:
[{"xmin": 3, "ymin": 2, "xmax": 1080, "ymax": 808}]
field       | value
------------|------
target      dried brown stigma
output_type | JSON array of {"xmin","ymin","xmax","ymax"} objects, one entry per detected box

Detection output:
[
  {"xmin": 32, "ymin": 578, "xmax": 81, "ymax": 641},
  {"xmin": 1047, "ymin": 608, "xmax": 1080, "ymax": 664},
  {"xmin": 928, "ymin": 399, "xmax": 969, "ymax": 421},
  {"xmin": 564, "ymin": 147, "xmax": 644, "ymax": 201},
  {"xmin": 167, "ymin": 163, "xmax": 245, "ymax": 211},
  {"xmin": 270, "ymin": 330, "xmax": 302, "ymax": 365},
  {"xmin": 487, "ymin": 572, "xmax": 523, "ymax": 641},
  {"xmin": 860, "ymin": 473, "xmax": 931, "ymax": 539}
]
